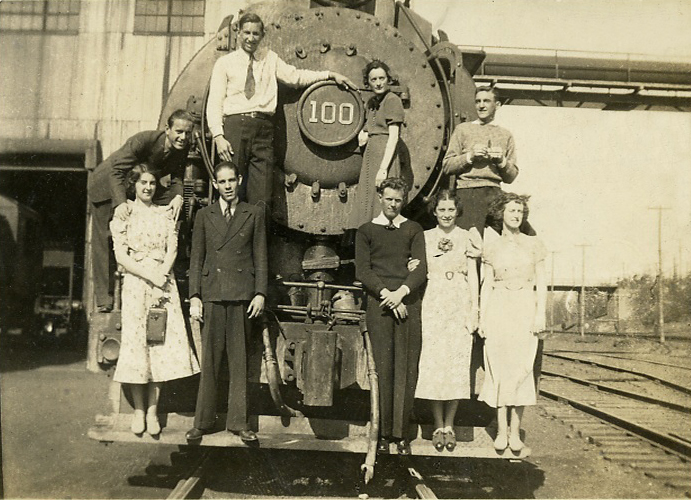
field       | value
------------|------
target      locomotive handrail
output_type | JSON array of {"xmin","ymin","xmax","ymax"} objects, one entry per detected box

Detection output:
[
  {"xmin": 277, "ymin": 280, "xmax": 363, "ymax": 292},
  {"xmin": 275, "ymin": 304, "xmax": 366, "ymax": 316}
]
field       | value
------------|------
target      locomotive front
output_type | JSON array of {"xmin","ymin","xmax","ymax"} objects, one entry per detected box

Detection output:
[{"xmin": 91, "ymin": 1, "xmax": 499, "ymax": 476}]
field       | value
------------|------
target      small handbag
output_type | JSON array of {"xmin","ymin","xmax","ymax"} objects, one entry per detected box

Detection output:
[{"xmin": 146, "ymin": 306, "xmax": 167, "ymax": 345}]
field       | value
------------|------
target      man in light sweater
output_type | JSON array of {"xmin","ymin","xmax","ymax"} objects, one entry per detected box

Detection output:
[
  {"xmin": 442, "ymin": 86, "xmax": 531, "ymax": 235},
  {"xmin": 206, "ymin": 12, "xmax": 354, "ymax": 213}
]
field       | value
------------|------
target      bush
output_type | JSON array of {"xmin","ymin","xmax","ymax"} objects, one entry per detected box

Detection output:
[{"xmin": 619, "ymin": 272, "xmax": 691, "ymax": 327}]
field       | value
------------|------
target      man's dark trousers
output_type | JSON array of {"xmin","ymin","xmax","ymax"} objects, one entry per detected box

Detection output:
[
  {"xmin": 193, "ymin": 301, "xmax": 252, "ymax": 432},
  {"xmin": 223, "ymin": 115, "xmax": 273, "ymax": 212},
  {"xmin": 366, "ymin": 296, "xmax": 422, "ymax": 440}
]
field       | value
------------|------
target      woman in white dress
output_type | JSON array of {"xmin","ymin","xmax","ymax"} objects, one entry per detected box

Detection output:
[
  {"xmin": 478, "ymin": 192, "xmax": 547, "ymax": 453},
  {"xmin": 414, "ymin": 189, "xmax": 481, "ymax": 451},
  {"xmin": 110, "ymin": 165, "xmax": 200, "ymax": 436}
]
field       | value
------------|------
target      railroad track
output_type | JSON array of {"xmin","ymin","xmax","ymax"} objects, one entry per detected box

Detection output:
[
  {"xmin": 540, "ymin": 350, "xmax": 691, "ymax": 495},
  {"xmin": 165, "ymin": 349, "xmax": 691, "ymax": 498},
  {"xmin": 167, "ymin": 448, "xmax": 440, "ymax": 499}
]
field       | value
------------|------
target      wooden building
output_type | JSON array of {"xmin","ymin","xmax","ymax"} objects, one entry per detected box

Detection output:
[{"xmin": 0, "ymin": 0, "xmax": 266, "ymax": 156}]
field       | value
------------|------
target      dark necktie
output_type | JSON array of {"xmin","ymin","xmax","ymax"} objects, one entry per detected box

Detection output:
[
  {"xmin": 224, "ymin": 205, "xmax": 232, "ymax": 223},
  {"xmin": 244, "ymin": 55, "xmax": 255, "ymax": 100}
]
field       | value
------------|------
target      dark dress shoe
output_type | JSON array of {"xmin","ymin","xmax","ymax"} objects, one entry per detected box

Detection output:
[
  {"xmin": 377, "ymin": 437, "xmax": 389, "ymax": 453},
  {"xmin": 185, "ymin": 428, "xmax": 208, "ymax": 440},
  {"xmin": 396, "ymin": 439, "xmax": 411, "ymax": 456},
  {"xmin": 97, "ymin": 305, "xmax": 113, "ymax": 313},
  {"xmin": 233, "ymin": 429, "xmax": 258, "ymax": 442}
]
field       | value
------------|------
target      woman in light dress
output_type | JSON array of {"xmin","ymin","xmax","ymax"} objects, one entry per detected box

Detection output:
[
  {"xmin": 413, "ymin": 189, "xmax": 481, "ymax": 452},
  {"xmin": 478, "ymin": 192, "xmax": 547, "ymax": 452},
  {"xmin": 110, "ymin": 165, "xmax": 199, "ymax": 436}
]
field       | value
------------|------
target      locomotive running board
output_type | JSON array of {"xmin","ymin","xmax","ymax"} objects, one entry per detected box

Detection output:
[{"xmin": 88, "ymin": 413, "xmax": 530, "ymax": 459}]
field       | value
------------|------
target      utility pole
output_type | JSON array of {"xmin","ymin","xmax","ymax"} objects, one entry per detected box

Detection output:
[
  {"xmin": 550, "ymin": 251, "xmax": 558, "ymax": 335},
  {"xmin": 575, "ymin": 244, "xmax": 592, "ymax": 337},
  {"xmin": 649, "ymin": 206, "xmax": 670, "ymax": 343}
]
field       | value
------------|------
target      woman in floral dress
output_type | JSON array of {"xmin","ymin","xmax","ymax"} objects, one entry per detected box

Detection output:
[
  {"xmin": 479, "ymin": 192, "xmax": 547, "ymax": 453},
  {"xmin": 414, "ymin": 189, "xmax": 481, "ymax": 452},
  {"xmin": 110, "ymin": 165, "xmax": 199, "ymax": 436}
]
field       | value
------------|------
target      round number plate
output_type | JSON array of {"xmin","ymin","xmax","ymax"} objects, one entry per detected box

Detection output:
[{"xmin": 297, "ymin": 81, "xmax": 365, "ymax": 147}]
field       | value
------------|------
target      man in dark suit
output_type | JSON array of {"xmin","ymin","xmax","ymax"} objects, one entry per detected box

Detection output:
[
  {"xmin": 87, "ymin": 109, "xmax": 194, "ymax": 312},
  {"xmin": 185, "ymin": 161, "xmax": 268, "ymax": 443}
]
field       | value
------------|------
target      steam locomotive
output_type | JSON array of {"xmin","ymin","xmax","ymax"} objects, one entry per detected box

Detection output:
[{"xmin": 89, "ymin": 0, "xmax": 528, "ymax": 481}]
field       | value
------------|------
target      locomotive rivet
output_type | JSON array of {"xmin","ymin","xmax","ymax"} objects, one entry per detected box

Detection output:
[
  {"xmin": 321, "ymin": 227, "xmax": 327, "ymax": 233},
  {"xmin": 437, "ymin": 124, "xmax": 442, "ymax": 129},
  {"xmin": 393, "ymin": 32, "xmax": 399, "ymax": 37},
  {"xmin": 298, "ymin": 223, "xmax": 305, "ymax": 229},
  {"xmin": 409, "ymin": 45, "xmax": 414, "ymax": 51},
  {"xmin": 422, "ymin": 63, "xmax": 427, "ymax": 68},
  {"xmin": 426, "ymin": 166, "xmax": 432, "ymax": 170},
  {"xmin": 434, "ymin": 146, "xmax": 439, "ymax": 150},
  {"xmin": 232, "ymin": 24, "xmax": 237, "ymax": 30},
  {"xmin": 346, "ymin": 45, "xmax": 357, "ymax": 56},
  {"xmin": 320, "ymin": 42, "xmax": 330, "ymax": 53},
  {"xmin": 431, "ymin": 82, "xmax": 436, "ymax": 87},
  {"xmin": 454, "ymin": 112, "xmax": 460, "ymax": 117},
  {"xmin": 415, "ymin": 184, "xmax": 420, "ymax": 189},
  {"xmin": 436, "ymin": 103, "xmax": 442, "ymax": 108},
  {"xmin": 355, "ymin": 13, "xmax": 361, "ymax": 19},
  {"xmin": 295, "ymin": 47, "xmax": 306, "ymax": 59},
  {"xmin": 275, "ymin": 23, "xmax": 281, "ymax": 29},
  {"xmin": 375, "ymin": 20, "xmax": 380, "ymax": 26}
]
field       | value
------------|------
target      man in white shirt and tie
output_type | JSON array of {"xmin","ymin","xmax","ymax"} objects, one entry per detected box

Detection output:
[{"xmin": 206, "ymin": 12, "xmax": 354, "ymax": 213}]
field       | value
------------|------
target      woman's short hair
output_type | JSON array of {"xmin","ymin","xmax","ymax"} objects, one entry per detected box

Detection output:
[
  {"xmin": 427, "ymin": 188, "xmax": 462, "ymax": 216},
  {"xmin": 125, "ymin": 164, "xmax": 159, "ymax": 200},
  {"xmin": 363, "ymin": 59, "xmax": 393, "ymax": 88},
  {"xmin": 487, "ymin": 191, "xmax": 530, "ymax": 228}
]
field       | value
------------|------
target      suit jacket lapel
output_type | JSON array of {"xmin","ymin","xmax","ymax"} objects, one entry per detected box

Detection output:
[
  {"xmin": 149, "ymin": 132, "xmax": 167, "ymax": 167},
  {"xmin": 208, "ymin": 202, "xmax": 227, "ymax": 240},
  {"xmin": 221, "ymin": 202, "xmax": 250, "ymax": 247}
]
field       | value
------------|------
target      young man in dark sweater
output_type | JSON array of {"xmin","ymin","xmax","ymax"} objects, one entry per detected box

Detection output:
[{"xmin": 355, "ymin": 177, "xmax": 427, "ymax": 455}]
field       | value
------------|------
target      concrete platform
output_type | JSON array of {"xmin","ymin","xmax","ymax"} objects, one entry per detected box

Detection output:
[{"xmin": 88, "ymin": 412, "xmax": 531, "ymax": 459}]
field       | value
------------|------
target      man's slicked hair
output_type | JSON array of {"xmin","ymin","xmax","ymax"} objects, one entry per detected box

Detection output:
[
  {"xmin": 378, "ymin": 177, "xmax": 409, "ymax": 198},
  {"xmin": 238, "ymin": 12, "xmax": 265, "ymax": 32},
  {"xmin": 475, "ymin": 85, "xmax": 500, "ymax": 102}
]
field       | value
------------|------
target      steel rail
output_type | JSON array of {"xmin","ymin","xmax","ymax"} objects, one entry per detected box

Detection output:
[
  {"xmin": 540, "ymin": 368, "xmax": 691, "ymax": 413},
  {"xmin": 580, "ymin": 352, "xmax": 691, "ymax": 372},
  {"xmin": 167, "ymin": 449, "xmax": 215, "ymax": 500},
  {"xmin": 544, "ymin": 352, "xmax": 691, "ymax": 395},
  {"xmin": 540, "ymin": 381, "xmax": 691, "ymax": 458}
]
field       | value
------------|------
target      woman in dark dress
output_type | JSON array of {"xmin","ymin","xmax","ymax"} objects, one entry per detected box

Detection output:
[{"xmin": 350, "ymin": 60, "xmax": 405, "ymax": 228}]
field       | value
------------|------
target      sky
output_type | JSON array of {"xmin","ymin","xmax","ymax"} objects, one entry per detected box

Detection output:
[{"xmin": 412, "ymin": 0, "xmax": 691, "ymax": 284}]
